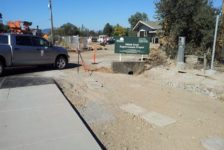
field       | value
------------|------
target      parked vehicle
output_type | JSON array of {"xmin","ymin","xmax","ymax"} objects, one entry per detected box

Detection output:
[
  {"xmin": 91, "ymin": 37, "xmax": 98, "ymax": 42},
  {"xmin": 0, "ymin": 33, "xmax": 69, "ymax": 76},
  {"xmin": 98, "ymin": 35, "xmax": 108, "ymax": 43},
  {"xmin": 106, "ymin": 37, "xmax": 115, "ymax": 44}
]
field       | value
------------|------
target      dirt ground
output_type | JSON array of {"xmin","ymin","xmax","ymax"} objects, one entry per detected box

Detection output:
[{"xmin": 5, "ymin": 45, "xmax": 224, "ymax": 150}]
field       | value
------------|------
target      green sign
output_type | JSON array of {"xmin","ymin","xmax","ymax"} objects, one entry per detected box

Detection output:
[{"xmin": 115, "ymin": 37, "xmax": 150, "ymax": 54}]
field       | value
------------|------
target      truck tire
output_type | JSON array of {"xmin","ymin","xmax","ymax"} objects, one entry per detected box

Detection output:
[
  {"xmin": 55, "ymin": 56, "xmax": 67, "ymax": 69},
  {"xmin": 0, "ymin": 61, "xmax": 4, "ymax": 76}
]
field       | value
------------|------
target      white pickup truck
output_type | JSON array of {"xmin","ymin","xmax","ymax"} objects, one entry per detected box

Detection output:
[{"xmin": 0, "ymin": 33, "xmax": 69, "ymax": 76}]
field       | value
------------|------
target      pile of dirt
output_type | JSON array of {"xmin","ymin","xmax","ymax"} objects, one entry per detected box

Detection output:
[
  {"xmin": 88, "ymin": 43, "xmax": 107, "ymax": 51},
  {"xmin": 143, "ymin": 67, "xmax": 224, "ymax": 100}
]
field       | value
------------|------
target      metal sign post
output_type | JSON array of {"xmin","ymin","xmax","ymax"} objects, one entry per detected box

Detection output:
[
  {"xmin": 77, "ymin": 35, "xmax": 80, "ymax": 74},
  {"xmin": 211, "ymin": 15, "xmax": 220, "ymax": 70},
  {"xmin": 176, "ymin": 37, "xmax": 186, "ymax": 70},
  {"xmin": 141, "ymin": 55, "xmax": 144, "ymax": 62},
  {"xmin": 177, "ymin": 37, "xmax": 186, "ymax": 63}
]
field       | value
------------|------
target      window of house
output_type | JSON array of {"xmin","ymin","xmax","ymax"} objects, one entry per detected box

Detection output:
[
  {"xmin": 155, "ymin": 38, "xmax": 159, "ymax": 44},
  {"xmin": 16, "ymin": 36, "xmax": 32, "ymax": 46},
  {"xmin": 0, "ymin": 35, "xmax": 8, "ymax": 44},
  {"xmin": 140, "ymin": 31, "xmax": 145, "ymax": 37}
]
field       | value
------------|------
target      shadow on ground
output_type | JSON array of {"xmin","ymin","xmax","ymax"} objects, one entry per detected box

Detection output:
[
  {"xmin": 0, "ymin": 77, "xmax": 55, "ymax": 89},
  {"xmin": 2, "ymin": 63, "xmax": 81, "ymax": 77}
]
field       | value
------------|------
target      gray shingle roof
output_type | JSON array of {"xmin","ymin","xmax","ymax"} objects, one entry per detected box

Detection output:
[
  {"xmin": 145, "ymin": 21, "xmax": 162, "ymax": 29},
  {"xmin": 133, "ymin": 20, "xmax": 162, "ymax": 31}
]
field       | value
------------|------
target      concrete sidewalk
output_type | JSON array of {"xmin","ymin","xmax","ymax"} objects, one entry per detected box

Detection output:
[{"xmin": 0, "ymin": 84, "xmax": 101, "ymax": 150}]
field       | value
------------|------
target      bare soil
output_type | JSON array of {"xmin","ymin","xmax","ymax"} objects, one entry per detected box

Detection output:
[{"xmin": 11, "ymin": 45, "xmax": 224, "ymax": 150}]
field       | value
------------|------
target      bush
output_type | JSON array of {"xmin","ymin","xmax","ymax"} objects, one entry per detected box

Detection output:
[{"xmin": 148, "ymin": 48, "xmax": 167, "ymax": 66}]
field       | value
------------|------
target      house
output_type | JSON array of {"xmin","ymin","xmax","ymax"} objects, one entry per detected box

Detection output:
[{"xmin": 132, "ymin": 20, "xmax": 162, "ymax": 45}]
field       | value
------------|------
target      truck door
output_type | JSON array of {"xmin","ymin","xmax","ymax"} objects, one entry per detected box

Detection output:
[
  {"xmin": 31, "ymin": 37, "xmax": 55, "ymax": 64},
  {"xmin": 13, "ymin": 35, "xmax": 43, "ymax": 65}
]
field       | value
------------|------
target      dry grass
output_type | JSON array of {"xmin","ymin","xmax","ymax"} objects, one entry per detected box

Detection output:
[
  {"xmin": 148, "ymin": 48, "xmax": 167, "ymax": 66},
  {"xmin": 220, "ymin": 95, "xmax": 224, "ymax": 102}
]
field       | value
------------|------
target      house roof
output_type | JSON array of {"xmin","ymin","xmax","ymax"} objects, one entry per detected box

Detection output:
[{"xmin": 133, "ymin": 20, "xmax": 162, "ymax": 31}]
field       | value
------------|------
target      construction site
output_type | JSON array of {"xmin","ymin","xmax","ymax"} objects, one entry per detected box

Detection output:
[
  {"xmin": 1, "ymin": 0, "xmax": 224, "ymax": 150},
  {"xmin": 0, "ymin": 42, "xmax": 223, "ymax": 150}
]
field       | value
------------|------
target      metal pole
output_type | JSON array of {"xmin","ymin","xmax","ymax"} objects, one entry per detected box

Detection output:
[
  {"xmin": 77, "ymin": 50, "xmax": 80, "ymax": 74},
  {"xmin": 49, "ymin": 0, "xmax": 54, "ymax": 44},
  {"xmin": 222, "ymin": 0, "xmax": 224, "ymax": 16},
  {"xmin": 211, "ymin": 15, "xmax": 219, "ymax": 70},
  {"xmin": 203, "ymin": 53, "xmax": 207, "ymax": 74},
  {"xmin": 119, "ymin": 54, "xmax": 122, "ymax": 62},
  {"xmin": 77, "ymin": 35, "xmax": 80, "ymax": 74}
]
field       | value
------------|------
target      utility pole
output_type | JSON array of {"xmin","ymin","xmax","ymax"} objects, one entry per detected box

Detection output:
[{"xmin": 48, "ymin": 0, "xmax": 54, "ymax": 44}]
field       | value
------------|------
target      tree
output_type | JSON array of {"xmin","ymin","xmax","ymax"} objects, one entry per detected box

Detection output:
[
  {"xmin": 155, "ymin": 0, "xmax": 217, "ymax": 57},
  {"xmin": 56, "ymin": 23, "xmax": 79, "ymax": 36},
  {"xmin": 0, "ymin": 24, "xmax": 9, "ymax": 33},
  {"xmin": 128, "ymin": 12, "xmax": 149, "ymax": 29},
  {"xmin": 103, "ymin": 23, "xmax": 113, "ymax": 36},
  {"xmin": 0, "ymin": 24, "xmax": 5, "ymax": 32},
  {"xmin": 113, "ymin": 24, "xmax": 127, "ymax": 36},
  {"xmin": 89, "ymin": 30, "xmax": 98, "ymax": 36},
  {"xmin": 97, "ymin": 30, "xmax": 103, "ymax": 35},
  {"xmin": 79, "ymin": 24, "xmax": 90, "ymax": 36},
  {"xmin": 126, "ymin": 28, "xmax": 137, "ymax": 36}
]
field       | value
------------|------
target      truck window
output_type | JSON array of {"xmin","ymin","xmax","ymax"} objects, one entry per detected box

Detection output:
[
  {"xmin": 0, "ymin": 35, "xmax": 8, "ymax": 44},
  {"xmin": 16, "ymin": 36, "xmax": 32, "ymax": 46},
  {"xmin": 32, "ymin": 37, "xmax": 49, "ymax": 47}
]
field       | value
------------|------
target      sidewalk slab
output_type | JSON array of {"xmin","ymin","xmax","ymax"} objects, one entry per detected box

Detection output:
[
  {"xmin": 141, "ymin": 111, "xmax": 176, "ymax": 127},
  {"xmin": 120, "ymin": 103, "xmax": 176, "ymax": 127},
  {"xmin": 120, "ymin": 103, "xmax": 147, "ymax": 116},
  {"xmin": 201, "ymin": 137, "xmax": 224, "ymax": 150},
  {"xmin": 0, "ymin": 84, "xmax": 101, "ymax": 150}
]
